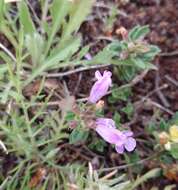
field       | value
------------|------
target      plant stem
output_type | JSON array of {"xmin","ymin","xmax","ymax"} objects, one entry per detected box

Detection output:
[{"xmin": 97, "ymin": 151, "xmax": 162, "ymax": 172}]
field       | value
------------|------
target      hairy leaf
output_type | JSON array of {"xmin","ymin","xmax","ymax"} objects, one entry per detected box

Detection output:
[
  {"xmin": 61, "ymin": 0, "xmax": 93, "ymax": 42},
  {"xmin": 18, "ymin": 1, "xmax": 36, "ymax": 34},
  {"xmin": 129, "ymin": 25, "xmax": 150, "ymax": 41}
]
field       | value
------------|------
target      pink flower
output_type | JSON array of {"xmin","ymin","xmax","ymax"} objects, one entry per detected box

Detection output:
[
  {"xmin": 85, "ymin": 53, "xmax": 92, "ymax": 60},
  {"xmin": 95, "ymin": 118, "xmax": 136, "ymax": 154},
  {"xmin": 88, "ymin": 70, "xmax": 112, "ymax": 103},
  {"xmin": 115, "ymin": 131, "xmax": 136, "ymax": 154}
]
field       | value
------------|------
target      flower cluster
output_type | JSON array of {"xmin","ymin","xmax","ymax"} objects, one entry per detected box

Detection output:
[
  {"xmin": 89, "ymin": 70, "xmax": 136, "ymax": 154},
  {"xmin": 159, "ymin": 125, "xmax": 178, "ymax": 150}
]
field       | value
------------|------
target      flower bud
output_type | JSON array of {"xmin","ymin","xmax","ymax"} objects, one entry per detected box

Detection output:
[
  {"xmin": 88, "ymin": 70, "xmax": 112, "ymax": 104},
  {"xmin": 116, "ymin": 27, "xmax": 128, "ymax": 40},
  {"xmin": 159, "ymin": 132, "xmax": 170, "ymax": 145},
  {"xmin": 165, "ymin": 142, "xmax": 171, "ymax": 150},
  {"xmin": 68, "ymin": 121, "xmax": 78, "ymax": 129},
  {"xmin": 96, "ymin": 100, "xmax": 105, "ymax": 110}
]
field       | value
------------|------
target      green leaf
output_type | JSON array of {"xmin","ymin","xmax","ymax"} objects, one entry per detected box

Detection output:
[
  {"xmin": 89, "ymin": 139, "xmax": 107, "ymax": 152},
  {"xmin": 113, "ymin": 112, "xmax": 121, "ymax": 128},
  {"xmin": 46, "ymin": 148, "xmax": 60, "ymax": 160},
  {"xmin": 105, "ymin": 6, "xmax": 118, "ymax": 30},
  {"xmin": 131, "ymin": 168, "xmax": 161, "ymax": 190},
  {"xmin": 131, "ymin": 57, "xmax": 157, "ymax": 70},
  {"xmin": 69, "ymin": 128, "xmax": 89, "ymax": 144},
  {"xmin": 121, "ymin": 103, "xmax": 134, "ymax": 119},
  {"xmin": 65, "ymin": 111, "xmax": 75, "ymax": 121},
  {"xmin": 0, "ymin": 24, "xmax": 18, "ymax": 48},
  {"xmin": 0, "ymin": 64, "xmax": 7, "ymax": 75},
  {"xmin": 25, "ymin": 32, "xmax": 44, "ymax": 67},
  {"xmin": 61, "ymin": 0, "xmax": 93, "ymax": 42},
  {"xmin": 25, "ymin": 37, "xmax": 81, "ymax": 85},
  {"xmin": 147, "ymin": 122, "xmax": 157, "ymax": 134},
  {"xmin": 18, "ymin": 1, "xmax": 36, "ymax": 34},
  {"xmin": 0, "ymin": 83, "xmax": 12, "ymax": 104},
  {"xmin": 47, "ymin": 36, "xmax": 81, "ymax": 67},
  {"xmin": 50, "ymin": 0, "xmax": 69, "ymax": 24},
  {"xmin": 129, "ymin": 25, "xmax": 150, "ymax": 41},
  {"xmin": 139, "ymin": 45, "xmax": 160, "ymax": 62},
  {"xmin": 131, "ymin": 58, "xmax": 147, "ymax": 69},
  {"xmin": 108, "ymin": 41, "xmax": 122, "ymax": 54},
  {"xmin": 45, "ymin": 0, "xmax": 70, "ymax": 55},
  {"xmin": 0, "ymin": 0, "xmax": 4, "ymax": 23},
  {"xmin": 159, "ymin": 119, "xmax": 168, "ymax": 131},
  {"xmin": 76, "ymin": 45, "xmax": 90, "ymax": 60},
  {"xmin": 92, "ymin": 46, "xmax": 115, "ymax": 64},
  {"xmin": 0, "ymin": 51, "xmax": 14, "ymax": 65},
  {"xmin": 160, "ymin": 154, "xmax": 173, "ymax": 165},
  {"xmin": 170, "ymin": 143, "xmax": 178, "ymax": 159},
  {"xmin": 127, "ymin": 152, "xmax": 143, "ymax": 174},
  {"xmin": 169, "ymin": 112, "xmax": 178, "ymax": 125},
  {"xmin": 111, "ymin": 87, "xmax": 132, "ymax": 102}
]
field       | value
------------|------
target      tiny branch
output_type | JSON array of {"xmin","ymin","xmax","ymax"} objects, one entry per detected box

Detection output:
[
  {"xmin": 0, "ymin": 43, "xmax": 16, "ymax": 62},
  {"xmin": 155, "ymin": 69, "xmax": 170, "ymax": 108},
  {"xmin": 46, "ymin": 64, "xmax": 110, "ymax": 77},
  {"xmin": 97, "ymin": 151, "xmax": 162, "ymax": 172},
  {"xmin": 146, "ymin": 99, "xmax": 174, "ymax": 115},
  {"xmin": 165, "ymin": 75, "xmax": 178, "ymax": 87},
  {"xmin": 159, "ymin": 50, "xmax": 178, "ymax": 57}
]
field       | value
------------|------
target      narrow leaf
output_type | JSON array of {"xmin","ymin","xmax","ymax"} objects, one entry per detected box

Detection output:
[
  {"xmin": 131, "ymin": 168, "xmax": 161, "ymax": 190},
  {"xmin": 129, "ymin": 25, "xmax": 150, "ymax": 41},
  {"xmin": 61, "ymin": 0, "xmax": 93, "ymax": 42},
  {"xmin": 18, "ymin": 1, "xmax": 36, "ymax": 34},
  {"xmin": 45, "ymin": 0, "xmax": 70, "ymax": 55},
  {"xmin": 0, "ymin": 0, "xmax": 4, "ymax": 22},
  {"xmin": 69, "ymin": 128, "xmax": 89, "ymax": 144},
  {"xmin": 25, "ymin": 33, "xmax": 44, "ymax": 67},
  {"xmin": 45, "ymin": 36, "xmax": 81, "ymax": 68},
  {"xmin": 25, "ymin": 37, "xmax": 81, "ymax": 85}
]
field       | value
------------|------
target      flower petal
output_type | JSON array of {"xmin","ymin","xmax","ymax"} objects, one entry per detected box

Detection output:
[
  {"xmin": 95, "ymin": 124, "xmax": 119, "ymax": 144},
  {"xmin": 103, "ymin": 70, "xmax": 112, "ymax": 78},
  {"xmin": 115, "ymin": 145, "xmax": 124, "ymax": 154},
  {"xmin": 85, "ymin": 53, "xmax": 92, "ymax": 60},
  {"xmin": 124, "ymin": 137, "xmax": 136, "ymax": 152},
  {"xmin": 95, "ymin": 70, "xmax": 102, "ymax": 80},
  {"xmin": 96, "ymin": 118, "xmax": 116, "ymax": 129},
  {"xmin": 89, "ymin": 81, "xmax": 109, "ymax": 103},
  {"xmin": 88, "ymin": 70, "xmax": 112, "ymax": 103},
  {"xmin": 169, "ymin": 125, "xmax": 178, "ymax": 142},
  {"xmin": 122, "ymin": 130, "xmax": 133, "ymax": 137}
]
